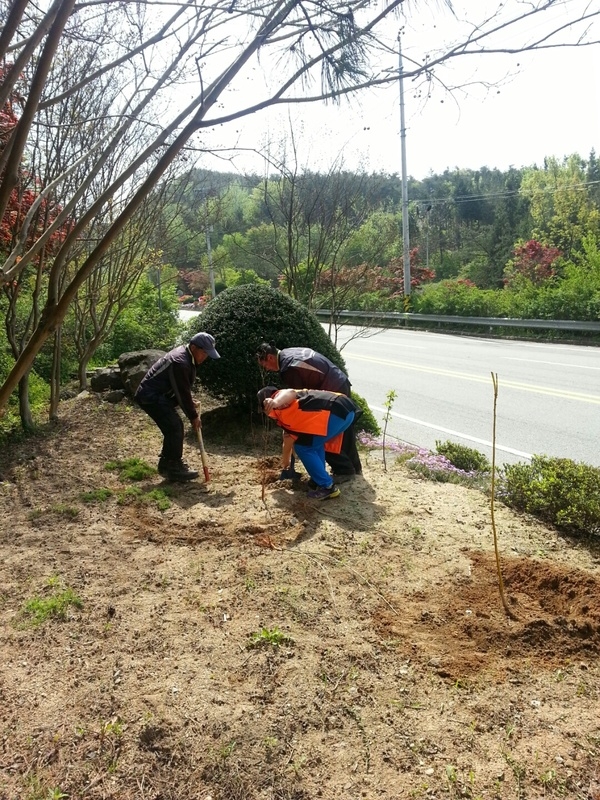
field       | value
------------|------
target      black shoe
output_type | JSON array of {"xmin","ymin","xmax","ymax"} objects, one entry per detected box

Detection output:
[
  {"xmin": 157, "ymin": 457, "xmax": 169, "ymax": 477},
  {"xmin": 308, "ymin": 479, "xmax": 318, "ymax": 490},
  {"xmin": 164, "ymin": 459, "xmax": 199, "ymax": 482}
]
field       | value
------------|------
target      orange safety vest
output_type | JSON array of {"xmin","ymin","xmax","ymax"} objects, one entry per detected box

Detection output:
[{"xmin": 266, "ymin": 391, "xmax": 348, "ymax": 454}]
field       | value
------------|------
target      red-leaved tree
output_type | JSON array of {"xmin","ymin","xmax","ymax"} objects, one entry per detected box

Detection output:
[
  {"xmin": 1, "ymin": 65, "xmax": 72, "ymax": 427},
  {"xmin": 504, "ymin": 239, "xmax": 562, "ymax": 287}
]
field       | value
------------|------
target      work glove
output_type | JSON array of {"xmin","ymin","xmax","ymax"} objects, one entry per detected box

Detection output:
[{"xmin": 279, "ymin": 454, "xmax": 302, "ymax": 481}]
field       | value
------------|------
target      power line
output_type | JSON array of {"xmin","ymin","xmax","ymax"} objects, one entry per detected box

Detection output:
[{"xmin": 418, "ymin": 178, "xmax": 600, "ymax": 208}]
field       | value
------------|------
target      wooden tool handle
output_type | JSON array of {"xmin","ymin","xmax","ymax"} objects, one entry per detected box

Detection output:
[{"xmin": 195, "ymin": 428, "xmax": 210, "ymax": 483}]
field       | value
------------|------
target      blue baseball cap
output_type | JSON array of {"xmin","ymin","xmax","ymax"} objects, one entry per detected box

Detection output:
[{"xmin": 190, "ymin": 332, "xmax": 220, "ymax": 359}]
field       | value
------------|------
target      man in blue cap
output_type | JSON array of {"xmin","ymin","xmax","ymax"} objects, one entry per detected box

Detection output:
[{"xmin": 135, "ymin": 332, "xmax": 220, "ymax": 481}]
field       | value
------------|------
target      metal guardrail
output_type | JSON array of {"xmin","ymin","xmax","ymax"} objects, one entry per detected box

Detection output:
[{"xmin": 315, "ymin": 310, "xmax": 600, "ymax": 333}]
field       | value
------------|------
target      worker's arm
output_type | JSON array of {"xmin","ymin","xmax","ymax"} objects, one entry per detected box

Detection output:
[
  {"xmin": 281, "ymin": 433, "xmax": 294, "ymax": 469},
  {"xmin": 262, "ymin": 388, "xmax": 296, "ymax": 413}
]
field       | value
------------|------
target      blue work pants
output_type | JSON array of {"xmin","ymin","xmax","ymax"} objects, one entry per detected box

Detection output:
[{"xmin": 294, "ymin": 411, "xmax": 355, "ymax": 488}]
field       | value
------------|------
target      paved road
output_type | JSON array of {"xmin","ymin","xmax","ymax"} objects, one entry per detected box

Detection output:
[{"xmin": 336, "ymin": 326, "xmax": 600, "ymax": 467}]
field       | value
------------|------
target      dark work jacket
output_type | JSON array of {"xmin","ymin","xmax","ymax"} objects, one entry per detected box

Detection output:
[
  {"xmin": 135, "ymin": 345, "xmax": 198, "ymax": 422},
  {"xmin": 278, "ymin": 348, "xmax": 350, "ymax": 395}
]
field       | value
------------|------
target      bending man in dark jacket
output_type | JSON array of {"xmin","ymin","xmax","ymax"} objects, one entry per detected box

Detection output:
[
  {"xmin": 256, "ymin": 343, "xmax": 362, "ymax": 480},
  {"xmin": 135, "ymin": 332, "xmax": 219, "ymax": 481},
  {"xmin": 258, "ymin": 386, "xmax": 358, "ymax": 500}
]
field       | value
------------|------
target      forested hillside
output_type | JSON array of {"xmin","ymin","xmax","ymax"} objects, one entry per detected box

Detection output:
[{"xmin": 164, "ymin": 154, "xmax": 600, "ymax": 323}]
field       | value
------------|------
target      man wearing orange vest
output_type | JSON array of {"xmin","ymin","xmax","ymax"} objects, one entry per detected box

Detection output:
[
  {"xmin": 258, "ymin": 386, "xmax": 358, "ymax": 500},
  {"xmin": 256, "ymin": 343, "xmax": 362, "ymax": 480}
]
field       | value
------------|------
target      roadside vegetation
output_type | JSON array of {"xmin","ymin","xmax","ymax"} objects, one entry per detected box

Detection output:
[
  {"xmin": 357, "ymin": 434, "xmax": 600, "ymax": 540},
  {"xmin": 4, "ymin": 154, "xmax": 600, "ymax": 434}
]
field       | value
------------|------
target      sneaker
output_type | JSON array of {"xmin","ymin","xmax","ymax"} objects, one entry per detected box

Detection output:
[
  {"xmin": 331, "ymin": 473, "xmax": 354, "ymax": 484},
  {"xmin": 307, "ymin": 484, "xmax": 341, "ymax": 500},
  {"xmin": 164, "ymin": 459, "xmax": 199, "ymax": 482}
]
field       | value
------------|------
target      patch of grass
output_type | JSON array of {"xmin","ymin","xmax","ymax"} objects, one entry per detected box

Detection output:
[
  {"xmin": 359, "ymin": 434, "xmax": 489, "ymax": 486},
  {"xmin": 116, "ymin": 486, "xmax": 143, "ymax": 504},
  {"xmin": 247, "ymin": 627, "xmax": 294, "ymax": 649},
  {"xmin": 28, "ymin": 504, "xmax": 80, "ymax": 520},
  {"xmin": 104, "ymin": 457, "xmax": 156, "ymax": 481},
  {"xmin": 116, "ymin": 485, "xmax": 172, "ymax": 510},
  {"xmin": 22, "ymin": 581, "xmax": 83, "ymax": 625},
  {"xmin": 145, "ymin": 487, "xmax": 172, "ymax": 510},
  {"xmin": 80, "ymin": 487, "xmax": 113, "ymax": 503},
  {"xmin": 406, "ymin": 456, "xmax": 488, "ymax": 488},
  {"xmin": 50, "ymin": 503, "xmax": 80, "ymax": 518}
]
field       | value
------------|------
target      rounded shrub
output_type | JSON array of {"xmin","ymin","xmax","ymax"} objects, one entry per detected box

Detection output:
[
  {"xmin": 351, "ymin": 391, "xmax": 380, "ymax": 437},
  {"xmin": 435, "ymin": 440, "xmax": 490, "ymax": 473},
  {"xmin": 500, "ymin": 455, "xmax": 600, "ymax": 537},
  {"xmin": 189, "ymin": 285, "xmax": 347, "ymax": 408}
]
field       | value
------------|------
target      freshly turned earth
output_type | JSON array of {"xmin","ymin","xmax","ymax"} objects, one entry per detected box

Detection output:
[{"xmin": 1, "ymin": 393, "xmax": 599, "ymax": 799}]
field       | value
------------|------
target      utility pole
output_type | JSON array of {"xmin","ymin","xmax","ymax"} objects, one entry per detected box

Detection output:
[
  {"xmin": 195, "ymin": 188, "xmax": 216, "ymax": 299},
  {"xmin": 204, "ymin": 198, "xmax": 216, "ymax": 299},
  {"xmin": 398, "ymin": 30, "xmax": 411, "ymax": 302},
  {"xmin": 204, "ymin": 195, "xmax": 217, "ymax": 300}
]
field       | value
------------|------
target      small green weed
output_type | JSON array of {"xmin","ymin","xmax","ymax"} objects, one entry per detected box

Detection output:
[
  {"xmin": 116, "ymin": 485, "xmax": 172, "ymax": 510},
  {"xmin": 219, "ymin": 740, "xmax": 237, "ymax": 760},
  {"xmin": 51, "ymin": 503, "xmax": 80, "ymax": 518},
  {"xmin": 102, "ymin": 718, "xmax": 124, "ymax": 739},
  {"xmin": 145, "ymin": 488, "xmax": 172, "ymax": 510},
  {"xmin": 105, "ymin": 457, "xmax": 156, "ymax": 481},
  {"xmin": 247, "ymin": 627, "xmax": 294, "ymax": 649},
  {"xmin": 23, "ymin": 582, "xmax": 83, "ymax": 625},
  {"xmin": 116, "ymin": 486, "xmax": 143, "ymax": 504},
  {"xmin": 80, "ymin": 487, "xmax": 113, "ymax": 503},
  {"xmin": 24, "ymin": 773, "xmax": 68, "ymax": 800}
]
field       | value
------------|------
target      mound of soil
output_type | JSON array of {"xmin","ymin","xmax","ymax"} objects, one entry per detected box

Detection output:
[{"xmin": 1, "ymin": 393, "xmax": 599, "ymax": 800}]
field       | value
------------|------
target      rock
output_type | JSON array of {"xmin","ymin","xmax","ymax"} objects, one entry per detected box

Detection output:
[
  {"xmin": 102, "ymin": 390, "xmax": 126, "ymax": 403},
  {"xmin": 118, "ymin": 349, "xmax": 166, "ymax": 396},
  {"xmin": 90, "ymin": 366, "xmax": 124, "ymax": 392}
]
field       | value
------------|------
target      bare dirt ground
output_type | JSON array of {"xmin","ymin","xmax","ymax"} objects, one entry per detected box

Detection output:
[{"xmin": 1, "ymin": 392, "xmax": 600, "ymax": 800}]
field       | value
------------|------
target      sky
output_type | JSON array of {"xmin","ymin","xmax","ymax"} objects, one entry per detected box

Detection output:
[{"xmin": 198, "ymin": 2, "xmax": 600, "ymax": 180}]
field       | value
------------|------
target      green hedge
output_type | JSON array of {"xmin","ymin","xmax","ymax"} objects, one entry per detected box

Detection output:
[
  {"xmin": 189, "ymin": 285, "xmax": 346, "ymax": 407},
  {"xmin": 500, "ymin": 455, "xmax": 600, "ymax": 537}
]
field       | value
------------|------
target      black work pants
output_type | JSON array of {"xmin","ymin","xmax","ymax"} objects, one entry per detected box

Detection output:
[
  {"xmin": 324, "ymin": 379, "xmax": 362, "ymax": 476},
  {"xmin": 325, "ymin": 419, "xmax": 362, "ymax": 476},
  {"xmin": 138, "ymin": 400, "xmax": 184, "ymax": 461}
]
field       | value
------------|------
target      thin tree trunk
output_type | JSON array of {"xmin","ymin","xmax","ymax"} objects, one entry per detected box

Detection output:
[
  {"xmin": 18, "ymin": 371, "xmax": 34, "ymax": 430},
  {"xmin": 49, "ymin": 327, "xmax": 62, "ymax": 420},
  {"xmin": 78, "ymin": 355, "xmax": 90, "ymax": 392}
]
